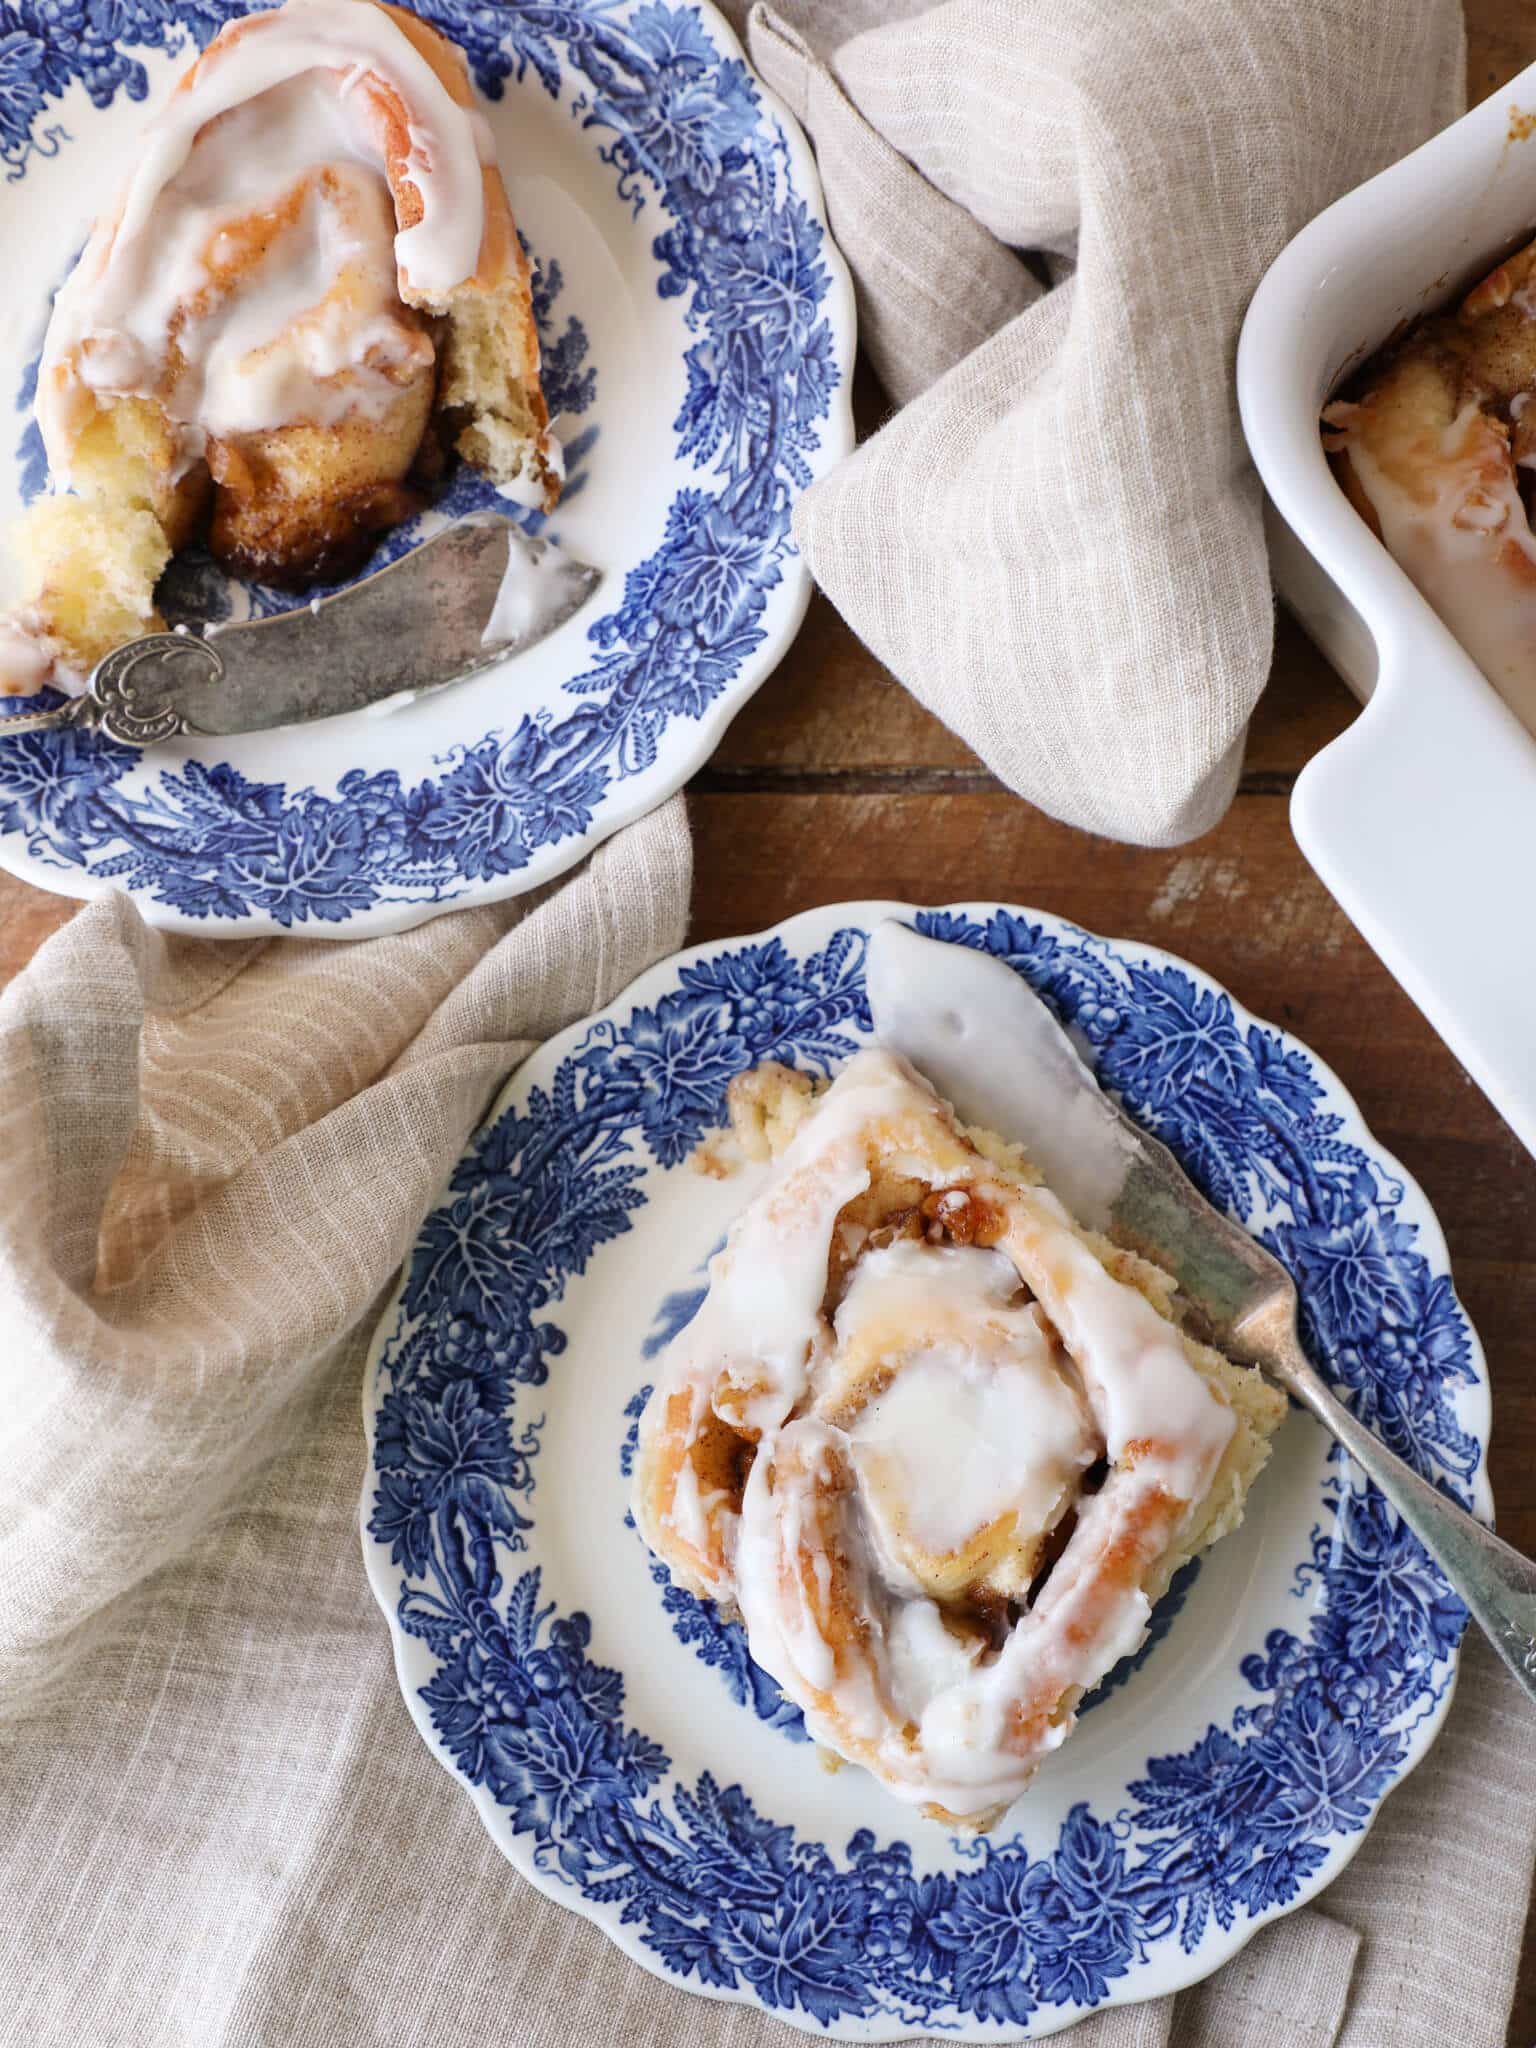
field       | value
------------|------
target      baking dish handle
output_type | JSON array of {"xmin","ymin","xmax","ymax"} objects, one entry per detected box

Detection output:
[{"xmin": 1291, "ymin": 644, "xmax": 1536, "ymax": 1156}]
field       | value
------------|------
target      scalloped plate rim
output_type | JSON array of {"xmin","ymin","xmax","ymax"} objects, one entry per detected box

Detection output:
[{"xmin": 358, "ymin": 897, "xmax": 1490, "ymax": 2038}]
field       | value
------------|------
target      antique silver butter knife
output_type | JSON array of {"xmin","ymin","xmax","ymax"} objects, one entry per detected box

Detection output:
[
  {"xmin": 867, "ymin": 918, "xmax": 1536, "ymax": 1703},
  {"xmin": 0, "ymin": 516, "xmax": 599, "ymax": 744}
]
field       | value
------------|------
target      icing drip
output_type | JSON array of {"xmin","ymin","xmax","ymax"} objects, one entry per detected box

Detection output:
[
  {"xmin": 0, "ymin": 616, "xmax": 63, "ymax": 695},
  {"xmin": 479, "ymin": 534, "xmax": 579, "ymax": 649},
  {"xmin": 636, "ymin": 1047, "xmax": 1239, "ymax": 1823},
  {"xmin": 38, "ymin": 0, "xmax": 491, "ymax": 475},
  {"xmin": 1339, "ymin": 399, "xmax": 1536, "ymax": 732},
  {"xmin": 496, "ymin": 429, "xmax": 565, "ymax": 509}
]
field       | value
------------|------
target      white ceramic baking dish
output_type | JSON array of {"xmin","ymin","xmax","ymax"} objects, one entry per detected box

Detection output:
[{"xmin": 1238, "ymin": 72, "xmax": 1536, "ymax": 1155}]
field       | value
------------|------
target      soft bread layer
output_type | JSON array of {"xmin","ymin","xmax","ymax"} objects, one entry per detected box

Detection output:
[
  {"xmin": 377, "ymin": 2, "xmax": 556, "ymax": 507},
  {"xmin": 4, "ymin": 395, "xmax": 202, "ymax": 680},
  {"xmin": 437, "ymin": 273, "xmax": 560, "ymax": 503},
  {"xmin": 6, "ymin": 497, "xmax": 173, "ymax": 683}
]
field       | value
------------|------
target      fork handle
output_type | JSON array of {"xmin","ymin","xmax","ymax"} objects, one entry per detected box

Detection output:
[
  {"xmin": 0, "ymin": 701, "xmax": 82, "ymax": 737},
  {"xmin": 1285, "ymin": 1365, "xmax": 1536, "ymax": 1701}
]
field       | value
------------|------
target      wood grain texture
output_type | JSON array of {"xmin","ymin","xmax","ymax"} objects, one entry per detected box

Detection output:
[
  {"xmin": 1466, "ymin": 0, "xmax": 1536, "ymax": 108},
  {"xmin": 2, "ymin": 6, "xmax": 1536, "ymax": 2037},
  {"xmin": 0, "ymin": 877, "xmax": 74, "ymax": 985}
]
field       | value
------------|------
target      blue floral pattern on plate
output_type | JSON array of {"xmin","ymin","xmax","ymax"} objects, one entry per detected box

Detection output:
[
  {"xmin": 0, "ymin": 0, "xmax": 851, "ymax": 932},
  {"xmin": 362, "ymin": 903, "xmax": 1485, "ymax": 2039}
]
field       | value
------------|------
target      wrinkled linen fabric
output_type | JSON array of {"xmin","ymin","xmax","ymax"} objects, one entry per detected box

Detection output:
[
  {"xmin": 731, "ymin": 0, "xmax": 1465, "ymax": 844},
  {"xmin": 0, "ymin": 801, "xmax": 699, "ymax": 2039}
]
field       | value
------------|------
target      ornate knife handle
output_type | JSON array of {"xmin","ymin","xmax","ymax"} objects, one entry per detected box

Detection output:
[{"xmin": 0, "ymin": 634, "xmax": 224, "ymax": 745}]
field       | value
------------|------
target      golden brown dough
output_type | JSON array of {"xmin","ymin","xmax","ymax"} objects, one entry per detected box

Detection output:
[{"xmin": 1324, "ymin": 235, "xmax": 1536, "ymax": 732}]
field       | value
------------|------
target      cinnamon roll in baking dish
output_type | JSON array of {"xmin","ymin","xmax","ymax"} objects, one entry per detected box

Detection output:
[
  {"xmin": 1, "ymin": 0, "xmax": 560, "ymax": 694},
  {"xmin": 1324, "ymin": 234, "xmax": 1536, "ymax": 733},
  {"xmin": 632, "ymin": 1050, "xmax": 1287, "ymax": 1831}
]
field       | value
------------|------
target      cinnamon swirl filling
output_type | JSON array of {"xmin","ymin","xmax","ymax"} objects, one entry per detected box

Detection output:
[{"xmin": 632, "ymin": 1048, "xmax": 1287, "ymax": 1829}]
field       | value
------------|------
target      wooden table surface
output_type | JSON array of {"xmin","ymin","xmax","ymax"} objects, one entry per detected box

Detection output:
[{"xmin": 4, "ymin": 4, "xmax": 1535, "ymax": 2038}]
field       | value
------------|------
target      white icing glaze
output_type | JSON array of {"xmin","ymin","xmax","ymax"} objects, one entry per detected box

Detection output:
[
  {"xmin": 198, "ymin": 151, "xmax": 425, "ymax": 438},
  {"xmin": 649, "ymin": 1052, "xmax": 942, "ymax": 1453},
  {"xmin": 495, "ymin": 432, "xmax": 564, "ymax": 509},
  {"xmin": 637, "ymin": 1046, "xmax": 1239, "ymax": 1822},
  {"xmin": 836, "ymin": 1240, "xmax": 1094, "ymax": 1572},
  {"xmin": 480, "ymin": 535, "xmax": 578, "ymax": 648},
  {"xmin": 740, "ymin": 1423, "xmax": 844, "ymax": 1697},
  {"xmin": 865, "ymin": 920, "xmax": 1138, "ymax": 1232},
  {"xmin": 0, "ymin": 615, "xmax": 60, "ymax": 696},
  {"xmin": 884, "ymin": 1599, "xmax": 985, "ymax": 1717},
  {"xmin": 905, "ymin": 1482, "xmax": 1158, "ymax": 1807},
  {"xmin": 989, "ymin": 1181, "xmax": 1231, "ymax": 1504},
  {"xmin": 494, "ymin": 470, "xmax": 546, "ymax": 512},
  {"xmin": 111, "ymin": 0, "xmax": 483, "ymax": 296},
  {"xmin": 666, "ymin": 1445, "xmax": 733, "ymax": 1557},
  {"xmin": 39, "ymin": 0, "xmax": 489, "ymax": 474},
  {"xmin": 1334, "ymin": 398, "xmax": 1536, "ymax": 734}
]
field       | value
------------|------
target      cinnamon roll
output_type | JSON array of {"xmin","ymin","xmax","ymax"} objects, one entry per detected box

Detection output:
[
  {"xmin": 632, "ymin": 1049, "xmax": 1287, "ymax": 1830},
  {"xmin": 1323, "ymin": 234, "xmax": 1536, "ymax": 734},
  {"xmin": 2, "ymin": 0, "xmax": 560, "ymax": 694}
]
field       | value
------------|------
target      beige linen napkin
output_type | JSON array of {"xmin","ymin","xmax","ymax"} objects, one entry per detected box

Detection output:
[{"xmin": 720, "ymin": 0, "xmax": 1466, "ymax": 846}]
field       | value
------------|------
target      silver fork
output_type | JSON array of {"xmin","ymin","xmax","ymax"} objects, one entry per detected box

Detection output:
[{"xmin": 867, "ymin": 919, "xmax": 1536, "ymax": 1702}]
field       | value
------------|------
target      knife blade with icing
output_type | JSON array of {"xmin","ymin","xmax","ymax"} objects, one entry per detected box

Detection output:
[{"xmin": 0, "ymin": 515, "xmax": 599, "ymax": 745}]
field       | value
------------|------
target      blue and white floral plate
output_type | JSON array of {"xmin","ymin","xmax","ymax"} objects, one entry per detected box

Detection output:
[
  {"xmin": 0, "ymin": 0, "xmax": 853, "ymax": 935},
  {"xmin": 360, "ymin": 901, "xmax": 1489, "ymax": 2039}
]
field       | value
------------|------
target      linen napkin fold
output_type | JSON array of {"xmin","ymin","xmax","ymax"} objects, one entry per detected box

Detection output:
[
  {"xmin": 0, "ymin": 20, "xmax": 1526, "ymax": 2030},
  {"xmin": 0, "ymin": 800, "xmax": 688, "ymax": 1715},
  {"xmin": 723, "ymin": 0, "xmax": 1466, "ymax": 846}
]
